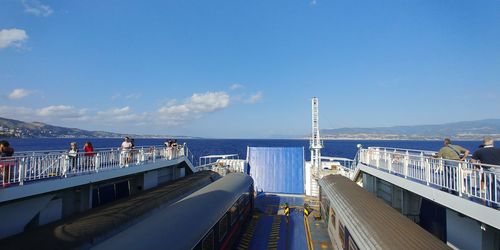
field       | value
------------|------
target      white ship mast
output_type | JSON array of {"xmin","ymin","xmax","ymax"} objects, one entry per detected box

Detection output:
[{"xmin": 310, "ymin": 97, "xmax": 323, "ymax": 175}]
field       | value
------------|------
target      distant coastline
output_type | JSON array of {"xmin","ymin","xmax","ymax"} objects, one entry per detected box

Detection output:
[
  {"xmin": 2, "ymin": 116, "xmax": 500, "ymax": 141},
  {"xmin": 299, "ymin": 137, "xmax": 488, "ymax": 141},
  {"xmin": 317, "ymin": 119, "xmax": 500, "ymax": 141},
  {"xmin": 317, "ymin": 135, "xmax": 500, "ymax": 141},
  {"xmin": 0, "ymin": 116, "xmax": 197, "ymax": 139}
]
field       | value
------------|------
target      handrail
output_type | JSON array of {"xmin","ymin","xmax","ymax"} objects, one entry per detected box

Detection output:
[
  {"xmin": 0, "ymin": 144, "xmax": 194, "ymax": 188},
  {"xmin": 359, "ymin": 148, "xmax": 499, "ymax": 207},
  {"xmin": 320, "ymin": 156, "xmax": 356, "ymax": 172},
  {"xmin": 199, "ymin": 154, "xmax": 239, "ymax": 159},
  {"xmin": 367, "ymin": 147, "xmax": 437, "ymax": 156},
  {"xmin": 14, "ymin": 144, "xmax": 173, "ymax": 156},
  {"xmin": 198, "ymin": 154, "xmax": 240, "ymax": 168},
  {"xmin": 184, "ymin": 143, "xmax": 195, "ymax": 166},
  {"xmin": 195, "ymin": 154, "xmax": 245, "ymax": 176}
]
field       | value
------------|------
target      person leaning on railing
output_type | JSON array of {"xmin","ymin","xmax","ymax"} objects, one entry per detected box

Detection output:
[
  {"xmin": 434, "ymin": 138, "xmax": 469, "ymax": 161},
  {"xmin": 433, "ymin": 138, "xmax": 469, "ymax": 193},
  {"xmin": 470, "ymin": 137, "xmax": 500, "ymax": 204},
  {"xmin": 471, "ymin": 137, "xmax": 500, "ymax": 168},
  {"xmin": 0, "ymin": 140, "xmax": 15, "ymax": 187}
]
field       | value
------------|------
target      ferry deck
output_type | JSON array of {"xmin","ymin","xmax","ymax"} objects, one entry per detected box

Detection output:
[
  {"xmin": 236, "ymin": 193, "xmax": 332, "ymax": 250},
  {"xmin": 0, "ymin": 99, "xmax": 498, "ymax": 249}
]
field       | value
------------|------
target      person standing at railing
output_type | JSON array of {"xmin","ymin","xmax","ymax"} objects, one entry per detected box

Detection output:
[
  {"xmin": 165, "ymin": 139, "xmax": 173, "ymax": 160},
  {"xmin": 130, "ymin": 138, "xmax": 137, "ymax": 164},
  {"xmin": 434, "ymin": 138, "xmax": 469, "ymax": 193},
  {"xmin": 172, "ymin": 139, "xmax": 178, "ymax": 158},
  {"xmin": 471, "ymin": 137, "xmax": 500, "ymax": 204},
  {"xmin": 163, "ymin": 140, "xmax": 170, "ymax": 159},
  {"xmin": 435, "ymin": 138, "xmax": 469, "ymax": 161},
  {"xmin": 121, "ymin": 137, "xmax": 133, "ymax": 167},
  {"xmin": 471, "ymin": 137, "xmax": 500, "ymax": 167},
  {"xmin": 83, "ymin": 142, "xmax": 95, "ymax": 169},
  {"xmin": 0, "ymin": 140, "xmax": 14, "ymax": 187},
  {"xmin": 68, "ymin": 142, "xmax": 78, "ymax": 173}
]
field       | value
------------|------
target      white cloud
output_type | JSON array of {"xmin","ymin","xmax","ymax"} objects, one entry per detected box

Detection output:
[
  {"xmin": 8, "ymin": 88, "xmax": 30, "ymax": 99},
  {"xmin": 36, "ymin": 105, "xmax": 87, "ymax": 118},
  {"xmin": 22, "ymin": 0, "xmax": 53, "ymax": 17},
  {"xmin": 246, "ymin": 91, "xmax": 263, "ymax": 104},
  {"xmin": 124, "ymin": 93, "xmax": 141, "ymax": 100},
  {"xmin": 111, "ymin": 93, "xmax": 142, "ymax": 100},
  {"xmin": 230, "ymin": 84, "xmax": 244, "ymax": 90},
  {"xmin": 0, "ymin": 29, "xmax": 28, "ymax": 49},
  {"xmin": 96, "ymin": 106, "xmax": 147, "ymax": 123},
  {"xmin": 0, "ymin": 105, "xmax": 87, "ymax": 121},
  {"xmin": 0, "ymin": 91, "xmax": 232, "ymax": 129},
  {"xmin": 158, "ymin": 91, "xmax": 230, "ymax": 124},
  {"xmin": 98, "ymin": 106, "xmax": 131, "ymax": 116}
]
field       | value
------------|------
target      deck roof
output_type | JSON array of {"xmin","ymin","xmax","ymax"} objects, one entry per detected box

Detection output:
[{"xmin": 320, "ymin": 174, "xmax": 450, "ymax": 250}]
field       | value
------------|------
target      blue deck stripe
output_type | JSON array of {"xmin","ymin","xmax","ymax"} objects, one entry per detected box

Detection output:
[
  {"xmin": 248, "ymin": 194, "xmax": 307, "ymax": 250},
  {"xmin": 249, "ymin": 215, "xmax": 273, "ymax": 250}
]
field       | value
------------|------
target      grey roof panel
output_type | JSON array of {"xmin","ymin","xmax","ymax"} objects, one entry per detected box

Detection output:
[
  {"xmin": 319, "ymin": 175, "xmax": 450, "ymax": 250},
  {"xmin": 93, "ymin": 173, "xmax": 253, "ymax": 250}
]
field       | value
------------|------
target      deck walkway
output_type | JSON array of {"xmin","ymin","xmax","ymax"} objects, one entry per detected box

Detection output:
[{"xmin": 237, "ymin": 193, "xmax": 332, "ymax": 250}]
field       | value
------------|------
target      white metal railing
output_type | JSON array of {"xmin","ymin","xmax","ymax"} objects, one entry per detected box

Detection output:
[
  {"xmin": 366, "ymin": 147, "xmax": 437, "ymax": 157},
  {"xmin": 196, "ymin": 154, "xmax": 245, "ymax": 176},
  {"xmin": 0, "ymin": 144, "xmax": 193, "ymax": 188},
  {"xmin": 320, "ymin": 156, "xmax": 356, "ymax": 171},
  {"xmin": 359, "ymin": 147, "xmax": 499, "ymax": 207},
  {"xmin": 198, "ymin": 154, "xmax": 240, "ymax": 168},
  {"xmin": 319, "ymin": 156, "xmax": 357, "ymax": 179},
  {"xmin": 183, "ymin": 143, "xmax": 195, "ymax": 166}
]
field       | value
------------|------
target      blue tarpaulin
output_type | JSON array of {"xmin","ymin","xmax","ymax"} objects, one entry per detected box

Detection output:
[{"xmin": 247, "ymin": 147, "xmax": 304, "ymax": 194}]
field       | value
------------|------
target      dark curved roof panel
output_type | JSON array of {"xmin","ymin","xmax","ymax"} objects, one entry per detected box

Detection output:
[
  {"xmin": 93, "ymin": 173, "xmax": 254, "ymax": 250},
  {"xmin": 319, "ymin": 174, "xmax": 450, "ymax": 250}
]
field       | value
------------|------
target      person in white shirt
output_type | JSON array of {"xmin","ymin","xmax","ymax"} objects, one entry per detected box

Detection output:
[
  {"xmin": 121, "ymin": 137, "xmax": 133, "ymax": 166},
  {"xmin": 68, "ymin": 142, "xmax": 78, "ymax": 172}
]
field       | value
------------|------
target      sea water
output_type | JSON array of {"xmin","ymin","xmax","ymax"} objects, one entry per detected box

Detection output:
[{"xmin": 4, "ymin": 138, "xmax": 483, "ymax": 164}]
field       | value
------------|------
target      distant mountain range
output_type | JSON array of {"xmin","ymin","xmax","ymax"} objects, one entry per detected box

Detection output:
[
  {"xmin": 3, "ymin": 116, "xmax": 500, "ymax": 140},
  {"xmin": 320, "ymin": 119, "xmax": 500, "ymax": 140},
  {"xmin": 0, "ymin": 117, "xmax": 191, "ymax": 139}
]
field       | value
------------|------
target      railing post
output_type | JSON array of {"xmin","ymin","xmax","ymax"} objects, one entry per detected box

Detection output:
[
  {"xmin": 457, "ymin": 162, "xmax": 463, "ymax": 197},
  {"xmin": 404, "ymin": 151, "xmax": 409, "ymax": 178},
  {"xmin": 63, "ymin": 155, "xmax": 68, "ymax": 177},
  {"xmin": 388, "ymin": 153, "xmax": 392, "ymax": 173},
  {"xmin": 420, "ymin": 152, "xmax": 425, "ymax": 180},
  {"xmin": 95, "ymin": 153, "xmax": 100, "ymax": 172},
  {"xmin": 494, "ymin": 174, "xmax": 497, "ymax": 204},
  {"xmin": 18, "ymin": 158, "xmax": 25, "ymax": 186},
  {"xmin": 153, "ymin": 148, "xmax": 156, "ymax": 163},
  {"xmin": 376, "ymin": 148, "xmax": 380, "ymax": 168},
  {"xmin": 425, "ymin": 159, "xmax": 430, "ymax": 186},
  {"xmin": 139, "ymin": 148, "xmax": 144, "ymax": 164}
]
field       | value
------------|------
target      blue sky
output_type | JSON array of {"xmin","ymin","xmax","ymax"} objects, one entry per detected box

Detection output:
[{"xmin": 1, "ymin": 0, "xmax": 499, "ymax": 138}]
